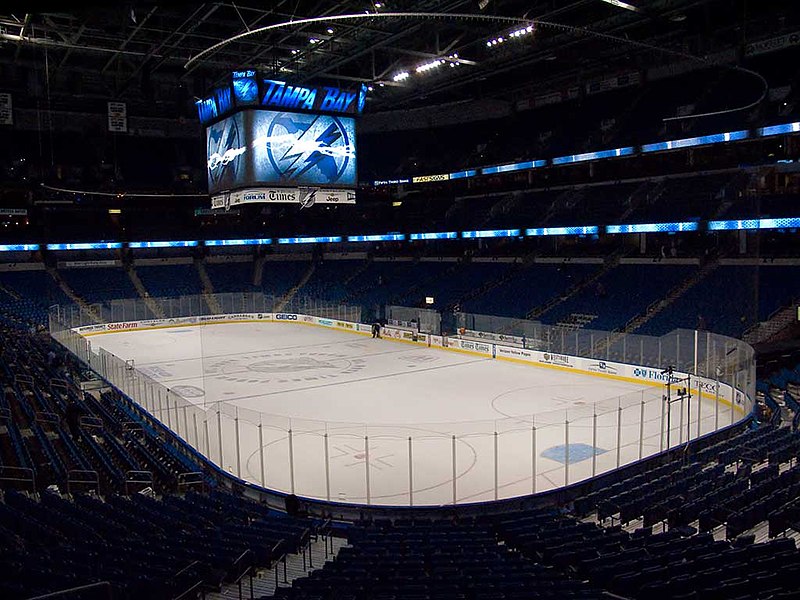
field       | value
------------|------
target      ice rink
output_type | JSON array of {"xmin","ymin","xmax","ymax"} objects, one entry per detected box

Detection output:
[{"xmin": 88, "ymin": 322, "xmax": 725, "ymax": 505}]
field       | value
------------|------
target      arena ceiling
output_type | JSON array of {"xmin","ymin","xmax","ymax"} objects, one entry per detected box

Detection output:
[{"xmin": 0, "ymin": 0, "xmax": 796, "ymax": 114}]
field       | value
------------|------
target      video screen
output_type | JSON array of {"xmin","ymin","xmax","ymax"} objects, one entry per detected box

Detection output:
[
  {"xmin": 206, "ymin": 109, "xmax": 357, "ymax": 194},
  {"xmin": 206, "ymin": 112, "xmax": 249, "ymax": 193}
]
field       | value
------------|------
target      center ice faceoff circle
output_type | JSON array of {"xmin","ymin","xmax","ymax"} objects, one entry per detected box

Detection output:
[{"xmin": 205, "ymin": 350, "xmax": 368, "ymax": 384}]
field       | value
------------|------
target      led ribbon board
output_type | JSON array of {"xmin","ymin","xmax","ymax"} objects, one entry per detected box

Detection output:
[
  {"xmin": 128, "ymin": 241, "xmax": 199, "ymax": 248},
  {"xmin": 759, "ymin": 122, "xmax": 800, "ymax": 137},
  {"xmin": 482, "ymin": 160, "xmax": 546, "ymax": 175},
  {"xmin": 526, "ymin": 226, "xmax": 598, "ymax": 236},
  {"xmin": 278, "ymin": 236, "xmax": 342, "ymax": 244},
  {"xmin": 462, "ymin": 229, "xmax": 521, "ymax": 239},
  {"xmin": 449, "ymin": 169, "xmax": 477, "ymax": 180},
  {"xmin": 409, "ymin": 232, "xmax": 459, "ymax": 240},
  {"xmin": 606, "ymin": 222, "xmax": 699, "ymax": 234},
  {"xmin": 204, "ymin": 239, "xmax": 272, "ymax": 246},
  {"xmin": 708, "ymin": 218, "xmax": 800, "ymax": 231},
  {"xmin": 46, "ymin": 242, "xmax": 123, "ymax": 250},
  {"xmin": 641, "ymin": 131, "xmax": 748, "ymax": 153},
  {"xmin": 347, "ymin": 234, "xmax": 406, "ymax": 242},
  {"xmin": 552, "ymin": 147, "xmax": 634, "ymax": 165},
  {"xmin": 0, "ymin": 244, "xmax": 39, "ymax": 251}
]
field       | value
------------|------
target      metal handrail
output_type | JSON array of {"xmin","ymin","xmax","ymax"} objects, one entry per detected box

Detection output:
[
  {"xmin": 0, "ymin": 465, "xmax": 36, "ymax": 491},
  {"xmin": 177, "ymin": 471, "xmax": 204, "ymax": 491},
  {"xmin": 79, "ymin": 415, "xmax": 104, "ymax": 428},
  {"xmin": 230, "ymin": 549, "xmax": 253, "ymax": 581},
  {"xmin": 66, "ymin": 469, "xmax": 99, "ymax": 494},
  {"xmin": 173, "ymin": 560, "xmax": 202, "ymax": 580},
  {"xmin": 50, "ymin": 378, "xmax": 70, "ymax": 390},
  {"xmin": 172, "ymin": 580, "xmax": 206, "ymax": 600},
  {"xmin": 35, "ymin": 411, "xmax": 60, "ymax": 424},
  {"xmin": 125, "ymin": 469, "xmax": 154, "ymax": 481},
  {"xmin": 26, "ymin": 581, "xmax": 113, "ymax": 600},
  {"xmin": 124, "ymin": 470, "xmax": 154, "ymax": 494},
  {"xmin": 227, "ymin": 550, "xmax": 256, "ymax": 599}
]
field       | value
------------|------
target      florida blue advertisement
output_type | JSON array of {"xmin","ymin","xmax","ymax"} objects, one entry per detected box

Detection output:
[{"xmin": 206, "ymin": 109, "xmax": 357, "ymax": 194}]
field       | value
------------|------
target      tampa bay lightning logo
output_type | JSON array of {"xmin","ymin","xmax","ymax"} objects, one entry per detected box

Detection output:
[
  {"xmin": 263, "ymin": 112, "xmax": 354, "ymax": 185},
  {"xmin": 299, "ymin": 189, "xmax": 316, "ymax": 209},
  {"xmin": 232, "ymin": 77, "xmax": 259, "ymax": 104},
  {"xmin": 206, "ymin": 113, "xmax": 245, "ymax": 191}
]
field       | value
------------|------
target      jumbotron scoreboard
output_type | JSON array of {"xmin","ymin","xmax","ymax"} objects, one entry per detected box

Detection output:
[{"xmin": 198, "ymin": 70, "xmax": 365, "ymax": 209}]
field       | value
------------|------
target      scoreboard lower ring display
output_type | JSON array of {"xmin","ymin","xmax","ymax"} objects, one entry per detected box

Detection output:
[{"xmin": 211, "ymin": 187, "xmax": 356, "ymax": 210}]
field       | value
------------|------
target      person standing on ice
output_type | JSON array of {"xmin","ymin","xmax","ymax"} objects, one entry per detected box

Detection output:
[{"xmin": 372, "ymin": 321, "xmax": 381, "ymax": 338}]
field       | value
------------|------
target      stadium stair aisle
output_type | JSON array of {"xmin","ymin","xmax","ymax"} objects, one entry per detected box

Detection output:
[
  {"xmin": 126, "ymin": 264, "xmax": 166, "ymax": 318},
  {"xmin": 454, "ymin": 258, "xmax": 534, "ymax": 311},
  {"xmin": 275, "ymin": 262, "xmax": 317, "ymax": 312},
  {"xmin": 392, "ymin": 260, "xmax": 463, "ymax": 307},
  {"xmin": 542, "ymin": 263, "xmax": 695, "ymax": 332},
  {"xmin": 525, "ymin": 260, "xmax": 608, "ymax": 319},
  {"xmin": 623, "ymin": 260, "xmax": 719, "ymax": 336},
  {"xmin": 135, "ymin": 263, "xmax": 205, "ymax": 298},
  {"xmin": 208, "ymin": 534, "xmax": 348, "ymax": 600},
  {"xmin": 745, "ymin": 302, "xmax": 800, "ymax": 345},
  {"xmin": 206, "ymin": 259, "xmax": 259, "ymax": 294},
  {"xmin": 197, "ymin": 257, "xmax": 223, "ymax": 314},
  {"xmin": 47, "ymin": 266, "xmax": 103, "ymax": 323},
  {"xmin": 291, "ymin": 259, "xmax": 365, "ymax": 303},
  {"xmin": 58, "ymin": 266, "xmax": 138, "ymax": 305},
  {"xmin": 261, "ymin": 260, "xmax": 313, "ymax": 301}
]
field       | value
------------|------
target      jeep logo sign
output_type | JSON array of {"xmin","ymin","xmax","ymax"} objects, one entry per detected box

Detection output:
[{"xmin": 275, "ymin": 314, "xmax": 298, "ymax": 321}]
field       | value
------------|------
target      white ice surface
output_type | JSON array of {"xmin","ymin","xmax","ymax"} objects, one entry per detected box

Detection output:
[{"xmin": 90, "ymin": 323, "xmax": 724, "ymax": 506}]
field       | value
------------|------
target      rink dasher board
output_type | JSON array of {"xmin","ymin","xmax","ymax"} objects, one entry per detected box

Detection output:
[{"xmin": 72, "ymin": 313, "xmax": 745, "ymax": 413}]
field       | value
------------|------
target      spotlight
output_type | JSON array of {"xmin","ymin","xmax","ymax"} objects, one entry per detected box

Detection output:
[
  {"xmin": 486, "ymin": 24, "xmax": 534, "ymax": 48},
  {"xmin": 326, "ymin": 27, "xmax": 334, "ymax": 34},
  {"xmin": 392, "ymin": 71, "xmax": 409, "ymax": 82}
]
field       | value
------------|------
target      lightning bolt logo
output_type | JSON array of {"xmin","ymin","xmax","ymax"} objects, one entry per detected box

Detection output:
[
  {"xmin": 280, "ymin": 119, "xmax": 342, "ymax": 180},
  {"xmin": 263, "ymin": 113, "xmax": 354, "ymax": 184}
]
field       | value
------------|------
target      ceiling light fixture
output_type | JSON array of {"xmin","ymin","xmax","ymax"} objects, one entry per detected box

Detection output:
[
  {"xmin": 486, "ymin": 25, "xmax": 533, "ymax": 49},
  {"xmin": 600, "ymin": 0, "xmax": 641, "ymax": 13}
]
